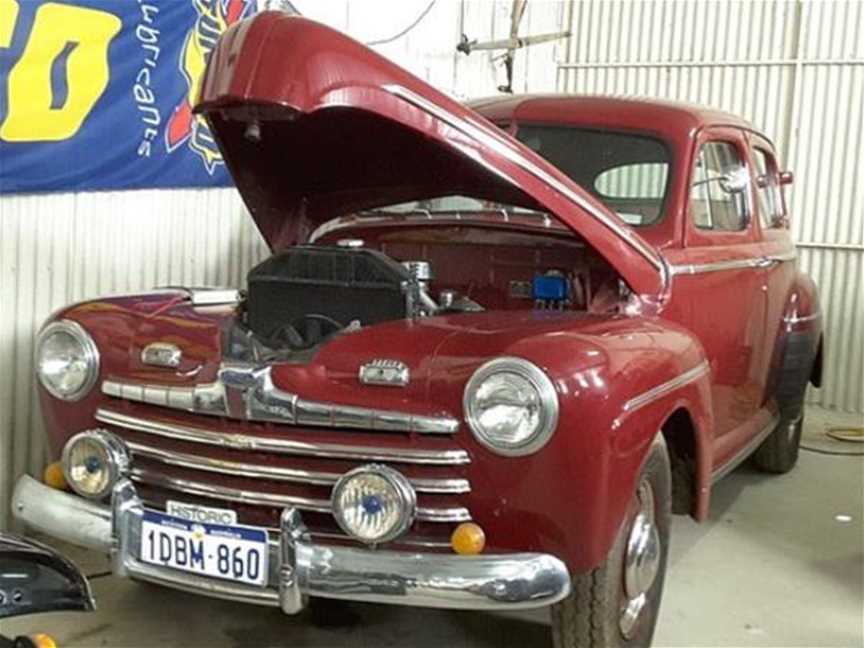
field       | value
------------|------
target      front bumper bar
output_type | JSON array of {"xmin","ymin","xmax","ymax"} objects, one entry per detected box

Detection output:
[{"xmin": 12, "ymin": 475, "xmax": 571, "ymax": 611}]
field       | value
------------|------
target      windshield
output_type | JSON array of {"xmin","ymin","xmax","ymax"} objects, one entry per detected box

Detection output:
[{"xmin": 514, "ymin": 125, "xmax": 672, "ymax": 227}]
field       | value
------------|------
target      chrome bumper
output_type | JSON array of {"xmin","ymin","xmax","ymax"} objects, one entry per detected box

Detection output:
[{"xmin": 12, "ymin": 475, "xmax": 571, "ymax": 611}]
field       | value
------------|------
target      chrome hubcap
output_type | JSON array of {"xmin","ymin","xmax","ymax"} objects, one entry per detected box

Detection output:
[{"xmin": 620, "ymin": 480, "xmax": 660, "ymax": 638}]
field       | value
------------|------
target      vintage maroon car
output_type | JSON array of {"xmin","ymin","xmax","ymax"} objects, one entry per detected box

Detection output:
[{"xmin": 14, "ymin": 13, "xmax": 822, "ymax": 648}]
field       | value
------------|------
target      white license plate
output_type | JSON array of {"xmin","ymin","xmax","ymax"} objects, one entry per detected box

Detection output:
[{"xmin": 140, "ymin": 509, "xmax": 268, "ymax": 587}]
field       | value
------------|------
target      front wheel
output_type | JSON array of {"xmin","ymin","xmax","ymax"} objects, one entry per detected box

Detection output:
[{"xmin": 551, "ymin": 436, "xmax": 671, "ymax": 648}]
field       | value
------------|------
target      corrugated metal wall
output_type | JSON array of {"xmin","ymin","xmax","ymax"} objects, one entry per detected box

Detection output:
[
  {"xmin": 0, "ymin": 0, "xmax": 570, "ymax": 529},
  {"xmin": 559, "ymin": 0, "xmax": 863, "ymax": 413}
]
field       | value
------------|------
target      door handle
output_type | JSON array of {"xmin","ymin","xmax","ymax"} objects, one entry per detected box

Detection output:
[{"xmin": 756, "ymin": 257, "xmax": 778, "ymax": 268}]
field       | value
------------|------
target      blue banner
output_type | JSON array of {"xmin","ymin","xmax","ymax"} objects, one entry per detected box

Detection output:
[{"xmin": 0, "ymin": 0, "xmax": 259, "ymax": 193}]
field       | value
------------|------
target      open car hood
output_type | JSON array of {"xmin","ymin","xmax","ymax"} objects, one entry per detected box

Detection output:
[{"xmin": 195, "ymin": 13, "xmax": 665, "ymax": 295}]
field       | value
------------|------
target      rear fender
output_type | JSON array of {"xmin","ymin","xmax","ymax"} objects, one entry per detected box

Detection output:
[{"xmin": 768, "ymin": 273, "xmax": 823, "ymax": 418}]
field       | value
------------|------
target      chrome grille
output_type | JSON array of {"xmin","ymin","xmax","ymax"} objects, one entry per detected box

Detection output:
[{"xmin": 95, "ymin": 407, "xmax": 472, "ymax": 539}]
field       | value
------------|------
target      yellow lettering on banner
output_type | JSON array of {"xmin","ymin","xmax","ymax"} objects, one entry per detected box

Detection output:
[
  {"xmin": 0, "ymin": 0, "xmax": 19, "ymax": 48},
  {"xmin": 0, "ymin": 2, "xmax": 121, "ymax": 142}
]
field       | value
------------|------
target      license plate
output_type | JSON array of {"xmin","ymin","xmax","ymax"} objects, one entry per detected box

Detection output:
[{"xmin": 140, "ymin": 509, "xmax": 268, "ymax": 587}]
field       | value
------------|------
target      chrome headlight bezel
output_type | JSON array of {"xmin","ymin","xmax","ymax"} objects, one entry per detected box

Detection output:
[
  {"xmin": 463, "ymin": 357, "xmax": 559, "ymax": 457},
  {"xmin": 61, "ymin": 429, "xmax": 129, "ymax": 501},
  {"xmin": 35, "ymin": 320, "xmax": 100, "ymax": 401},
  {"xmin": 331, "ymin": 464, "xmax": 416, "ymax": 544}
]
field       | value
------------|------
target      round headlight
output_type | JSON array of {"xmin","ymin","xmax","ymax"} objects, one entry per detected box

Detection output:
[
  {"xmin": 332, "ymin": 465, "xmax": 416, "ymax": 544},
  {"xmin": 62, "ymin": 430, "xmax": 129, "ymax": 500},
  {"xmin": 35, "ymin": 320, "xmax": 99, "ymax": 401},
  {"xmin": 463, "ymin": 357, "xmax": 559, "ymax": 456}
]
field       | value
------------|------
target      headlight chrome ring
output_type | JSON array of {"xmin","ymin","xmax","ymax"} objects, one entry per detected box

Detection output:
[
  {"xmin": 35, "ymin": 320, "xmax": 100, "ymax": 401},
  {"xmin": 463, "ymin": 357, "xmax": 559, "ymax": 457},
  {"xmin": 331, "ymin": 464, "xmax": 416, "ymax": 544},
  {"xmin": 61, "ymin": 429, "xmax": 129, "ymax": 500}
]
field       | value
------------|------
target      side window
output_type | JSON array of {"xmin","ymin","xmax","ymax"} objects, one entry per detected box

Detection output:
[
  {"xmin": 690, "ymin": 141, "xmax": 750, "ymax": 232},
  {"xmin": 595, "ymin": 163, "xmax": 669, "ymax": 199},
  {"xmin": 753, "ymin": 148, "xmax": 783, "ymax": 228},
  {"xmin": 594, "ymin": 162, "xmax": 669, "ymax": 226}
]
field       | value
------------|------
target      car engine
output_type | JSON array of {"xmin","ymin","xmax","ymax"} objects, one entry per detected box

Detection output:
[{"xmin": 242, "ymin": 245, "xmax": 444, "ymax": 351}]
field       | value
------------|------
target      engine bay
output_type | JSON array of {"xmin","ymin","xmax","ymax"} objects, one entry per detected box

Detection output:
[{"xmin": 233, "ymin": 224, "xmax": 626, "ymax": 356}]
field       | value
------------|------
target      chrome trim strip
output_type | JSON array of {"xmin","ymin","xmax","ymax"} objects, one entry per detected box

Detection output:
[
  {"xmin": 382, "ymin": 84, "xmax": 666, "ymax": 277},
  {"xmin": 187, "ymin": 288, "xmax": 241, "ymax": 306},
  {"xmin": 711, "ymin": 415, "xmax": 780, "ymax": 483},
  {"xmin": 127, "ymin": 440, "xmax": 471, "ymax": 494},
  {"xmin": 102, "ymin": 365, "xmax": 459, "ymax": 435},
  {"xmin": 622, "ymin": 361, "xmax": 711, "ymax": 414},
  {"xmin": 784, "ymin": 311, "xmax": 821, "ymax": 324},
  {"xmin": 670, "ymin": 251, "xmax": 798, "ymax": 276},
  {"xmin": 670, "ymin": 257, "xmax": 764, "ymax": 275},
  {"xmin": 130, "ymin": 467, "xmax": 332, "ymax": 513},
  {"xmin": 128, "ymin": 467, "xmax": 471, "ymax": 523},
  {"xmin": 96, "ymin": 408, "xmax": 470, "ymax": 466}
]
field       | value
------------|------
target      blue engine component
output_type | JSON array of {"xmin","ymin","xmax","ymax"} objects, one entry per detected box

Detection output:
[{"xmin": 532, "ymin": 274, "xmax": 569, "ymax": 302}]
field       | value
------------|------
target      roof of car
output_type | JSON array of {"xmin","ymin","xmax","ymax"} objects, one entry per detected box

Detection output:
[{"xmin": 468, "ymin": 94, "xmax": 757, "ymax": 135}]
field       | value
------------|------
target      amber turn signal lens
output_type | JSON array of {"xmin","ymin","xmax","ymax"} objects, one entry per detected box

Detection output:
[
  {"xmin": 30, "ymin": 634, "xmax": 58, "ymax": 648},
  {"xmin": 43, "ymin": 461, "xmax": 67, "ymax": 490},
  {"xmin": 450, "ymin": 522, "xmax": 486, "ymax": 555}
]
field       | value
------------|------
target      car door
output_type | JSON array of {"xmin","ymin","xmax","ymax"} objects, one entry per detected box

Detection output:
[
  {"xmin": 747, "ymin": 135, "xmax": 800, "ymax": 398},
  {"xmin": 665, "ymin": 127, "xmax": 769, "ymax": 463}
]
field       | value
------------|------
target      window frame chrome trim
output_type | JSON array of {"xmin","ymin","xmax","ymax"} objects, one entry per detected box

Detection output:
[{"xmin": 95, "ymin": 408, "xmax": 471, "ymax": 466}]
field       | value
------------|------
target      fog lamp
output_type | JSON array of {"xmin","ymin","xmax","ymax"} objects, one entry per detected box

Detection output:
[
  {"xmin": 451, "ymin": 522, "xmax": 485, "ymax": 555},
  {"xmin": 61, "ymin": 430, "xmax": 129, "ymax": 500},
  {"xmin": 332, "ymin": 465, "xmax": 416, "ymax": 544}
]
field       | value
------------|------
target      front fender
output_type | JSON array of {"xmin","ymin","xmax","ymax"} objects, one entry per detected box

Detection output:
[{"xmin": 435, "ymin": 315, "xmax": 712, "ymax": 574}]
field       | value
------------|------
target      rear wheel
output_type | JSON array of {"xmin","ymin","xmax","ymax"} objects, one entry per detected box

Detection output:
[
  {"xmin": 752, "ymin": 414, "xmax": 803, "ymax": 474},
  {"xmin": 551, "ymin": 436, "xmax": 671, "ymax": 648}
]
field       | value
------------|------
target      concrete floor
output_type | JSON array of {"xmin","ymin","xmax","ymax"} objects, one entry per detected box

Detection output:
[{"xmin": 3, "ymin": 406, "xmax": 862, "ymax": 647}]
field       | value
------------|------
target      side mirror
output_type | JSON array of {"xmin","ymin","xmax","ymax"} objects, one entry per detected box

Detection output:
[
  {"xmin": 691, "ymin": 168, "xmax": 750, "ymax": 194},
  {"xmin": 779, "ymin": 170, "xmax": 794, "ymax": 185},
  {"xmin": 718, "ymin": 168, "xmax": 750, "ymax": 194}
]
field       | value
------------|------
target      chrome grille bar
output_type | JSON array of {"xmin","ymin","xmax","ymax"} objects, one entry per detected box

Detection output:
[
  {"xmin": 130, "ymin": 468, "xmax": 472, "ymax": 523},
  {"xmin": 102, "ymin": 368, "xmax": 460, "ymax": 435},
  {"xmin": 127, "ymin": 440, "xmax": 471, "ymax": 494},
  {"xmin": 96, "ymin": 408, "xmax": 470, "ymax": 466}
]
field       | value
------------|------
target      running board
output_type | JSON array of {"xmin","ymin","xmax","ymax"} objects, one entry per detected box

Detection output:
[{"xmin": 711, "ymin": 414, "xmax": 780, "ymax": 483}]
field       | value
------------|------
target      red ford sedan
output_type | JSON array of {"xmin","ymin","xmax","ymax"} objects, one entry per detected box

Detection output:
[{"xmin": 14, "ymin": 13, "xmax": 822, "ymax": 648}]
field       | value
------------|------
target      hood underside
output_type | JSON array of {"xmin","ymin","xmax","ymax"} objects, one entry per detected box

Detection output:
[{"xmin": 195, "ymin": 13, "xmax": 664, "ymax": 295}]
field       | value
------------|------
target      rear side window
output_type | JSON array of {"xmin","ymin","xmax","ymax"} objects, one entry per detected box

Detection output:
[
  {"xmin": 752, "ymin": 148, "xmax": 783, "ymax": 228},
  {"xmin": 690, "ymin": 141, "xmax": 750, "ymax": 232}
]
